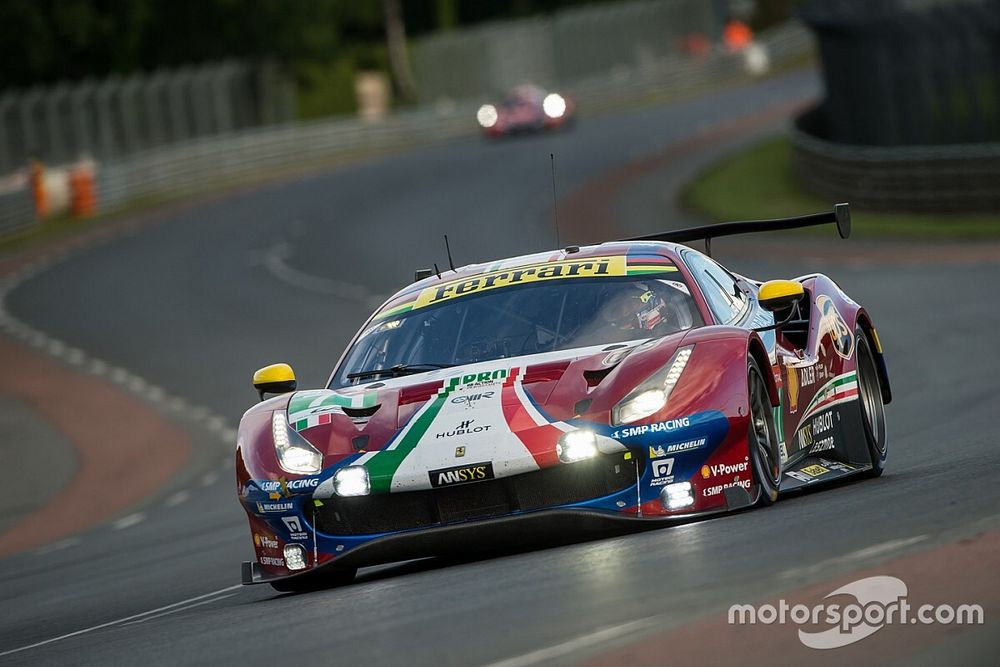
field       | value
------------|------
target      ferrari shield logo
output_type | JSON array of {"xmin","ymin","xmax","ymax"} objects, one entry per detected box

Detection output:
[{"xmin": 455, "ymin": 446, "xmax": 466, "ymax": 458}]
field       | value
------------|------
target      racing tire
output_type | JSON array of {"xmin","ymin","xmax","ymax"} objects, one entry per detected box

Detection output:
[
  {"xmin": 747, "ymin": 357, "xmax": 780, "ymax": 505},
  {"xmin": 269, "ymin": 566, "xmax": 357, "ymax": 593},
  {"xmin": 855, "ymin": 327, "xmax": 888, "ymax": 477}
]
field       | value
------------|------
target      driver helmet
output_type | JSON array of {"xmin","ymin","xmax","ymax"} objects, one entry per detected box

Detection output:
[{"xmin": 602, "ymin": 283, "xmax": 667, "ymax": 331}]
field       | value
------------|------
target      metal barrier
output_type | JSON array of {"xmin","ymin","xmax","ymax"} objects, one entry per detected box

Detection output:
[
  {"xmin": 792, "ymin": 119, "xmax": 1000, "ymax": 212},
  {"xmin": 0, "ymin": 60, "xmax": 294, "ymax": 174}
]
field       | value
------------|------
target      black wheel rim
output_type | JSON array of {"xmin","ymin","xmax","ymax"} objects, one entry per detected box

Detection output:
[{"xmin": 749, "ymin": 369, "xmax": 781, "ymax": 485}]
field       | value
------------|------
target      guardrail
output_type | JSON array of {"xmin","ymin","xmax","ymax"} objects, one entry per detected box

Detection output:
[
  {"xmin": 3, "ymin": 22, "xmax": 813, "ymax": 239},
  {"xmin": 792, "ymin": 109, "xmax": 1000, "ymax": 212}
]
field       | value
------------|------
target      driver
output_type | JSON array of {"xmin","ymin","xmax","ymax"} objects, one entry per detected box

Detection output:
[
  {"xmin": 601, "ymin": 282, "xmax": 667, "ymax": 332},
  {"xmin": 598, "ymin": 281, "xmax": 695, "ymax": 337}
]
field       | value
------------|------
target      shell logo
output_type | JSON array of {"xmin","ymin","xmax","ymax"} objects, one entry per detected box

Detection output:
[
  {"xmin": 701, "ymin": 465, "xmax": 710, "ymax": 479},
  {"xmin": 253, "ymin": 534, "xmax": 261, "ymax": 547}
]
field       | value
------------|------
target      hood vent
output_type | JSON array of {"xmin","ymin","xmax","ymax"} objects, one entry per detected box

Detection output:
[
  {"xmin": 583, "ymin": 366, "xmax": 615, "ymax": 388},
  {"xmin": 343, "ymin": 404, "xmax": 380, "ymax": 419}
]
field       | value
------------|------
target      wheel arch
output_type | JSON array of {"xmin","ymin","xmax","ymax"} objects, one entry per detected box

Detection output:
[
  {"xmin": 855, "ymin": 310, "xmax": 892, "ymax": 405},
  {"xmin": 747, "ymin": 333, "xmax": 779, "ymax": 407}
]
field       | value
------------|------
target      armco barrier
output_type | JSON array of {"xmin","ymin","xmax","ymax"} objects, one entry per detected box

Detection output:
[{"xmin": 792, "ymin": 123, "xmax": 1000, "ymax": 212}]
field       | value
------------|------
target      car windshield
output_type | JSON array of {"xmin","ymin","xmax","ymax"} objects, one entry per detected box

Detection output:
[{"xmin": 332, "ymin": 275, "xmax": 703, "ymax": 387}]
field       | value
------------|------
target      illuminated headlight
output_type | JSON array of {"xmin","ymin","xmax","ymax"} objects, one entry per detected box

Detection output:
[
  {"xmin": 542, "ymin": 93, "xmax": 566, "ymax": 118},
  {"xmin": 662, "ymin": 482, "xmax": 694, "ymax": 510},
  {"xmin": 612, "ymin": 346, "xmax": 694, "ymax": 425},
  {"xmin": 556, "ymin": 430, "xmax": 598, "ymax": 463},
  {"xmin": 283, "ymin": 544, "xmax": 307, "ymax": 571},
  {"xmin": 272, "ymin": 412, "xmax": 323, "ymax": 474},
  {"xmin": 333, "ymin": 466, "xmax": 370, "ymax": 497},
  {"xmin": 477, "ymin": 104, "xmax": 498, "ymax": 128}
]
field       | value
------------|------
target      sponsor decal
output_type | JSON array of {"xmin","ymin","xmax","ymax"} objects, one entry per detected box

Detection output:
[
  {"xmin": 257, "ymin": 477, "xmax": 320, "ymax": 498},
  {"xmin": 649, "ymin": 445, "xmax": 667, "ymax": 458},
  {"xmin": 800, "ymin": 464, "xmax": 830, "ymax": 477},
  {"xmin": 650, "ymin": 457, "xmax": 675, "ymax": 487},
  {"xmin": 436, "ymin": 418, "xmax": 492, "ymax": 439},
  {"xmin": 428, "ymin": 462, "xmax": 495, "ymax": 488},
  {"xmin": 254, "ymin": 533, "xmax": 279, "ymax": 550},
  {"xmin": 664, "ymin": 437, "xmax": 707, "ymax": 454},
  {"xmin": 703, "ymin": 478, "xmax": 752, "ymax": 497},
  {"xmin": 259, "ymin": 556, "xmax": 284, "ymax": 567},
  {"xmin": 611, "ymin": 417, "xmax": 691, "ymax": 440},
  {"xmin": 413, "ymin": 257, "xmax": 627, "ymax": 308},
  {"xmin": 817, "ymin": 295, "xmax": 855, "ymax": 360},
  {"xmin": 281, "ymin": 515, "xmax": 308, "ymax": 541},
  {"xmin": 787, "ymin": 365, "xmax": 799, "ymax": 413},
  {"xmin": 256, "ymin": 501, "xmax": 294, "ymax": 514},
  {"xmin": 785, "ymin": 470, "xmax": 812, "ymax": 483},
  {"xmin": 700, "ymin": 458, "xmax": 750, "ymax": 480},
  {"xmin": 455, "ymin": 446, "xmax": 466, "ymax": 458},
  {"xmin": 810, "ymin": 436, "xmax": 836, "ymax": 453},
  {"xmin": 451, "ymin": 391, "xmax": 496, "ymax": 407}
]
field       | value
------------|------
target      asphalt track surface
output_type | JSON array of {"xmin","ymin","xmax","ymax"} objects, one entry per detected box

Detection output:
[{"xmin": 3, "ymin": 69, "xmax": 999, "ymax": 664}]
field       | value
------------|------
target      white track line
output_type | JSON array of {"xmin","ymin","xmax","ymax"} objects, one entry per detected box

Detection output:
[
  {"xmin": 0, "ymin": 585, "xmax": 242, "ymax": 657},
  {"xmin": 482, "ymin": 618, "xmax": 660, "ymax": 667},
  {"xmin": 164, "ymin": 490, "xmax": 190, "ymax": 508},
  {"xmin": 779, "ymin": 535, "xmax": 929, "ymax": 580},
  {"xmin": 111, "ymin": 513, "xmax": 146, "ymax": 530},
  {"xmin": 120, "ymin": 593, "xmax": 238, "ymax": 626}
]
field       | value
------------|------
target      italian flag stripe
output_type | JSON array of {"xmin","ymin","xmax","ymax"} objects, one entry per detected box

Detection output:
[{"xmin": 362, "ymin": 377, "xmax": 459, "ymax": 493}]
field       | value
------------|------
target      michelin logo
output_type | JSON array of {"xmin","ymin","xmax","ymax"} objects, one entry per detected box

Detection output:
[{"xmin": 649, "ymin": 437, "xmax": 707, "ymax": 457}]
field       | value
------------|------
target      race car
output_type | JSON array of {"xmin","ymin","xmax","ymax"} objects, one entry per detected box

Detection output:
[
  {"xmin": 239, "ymin": 204, "xmax": 891, "ymax": 591},
  {"xmin": 476, "ymin": 84, "xmax": 575, "ymax": 137}
]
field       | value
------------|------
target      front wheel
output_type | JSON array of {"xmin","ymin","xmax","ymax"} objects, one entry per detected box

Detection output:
[
  {"xmin": 748, "ymin": 357, "xmax": 780, "ymax": 505},
  {"xmin": 856, "ymin": 327, "xmax": 888, "ymax": 477}
]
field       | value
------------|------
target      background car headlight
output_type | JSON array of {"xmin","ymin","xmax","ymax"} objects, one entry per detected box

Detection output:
[
  {"xmin": 556, "ymin": 429, "xmax": 598, "ymax": 463},
  {"xmin": 542, "ymin": 93, "xmax": 566, "ymax": 118},
  {"xmin": 477, "ymin": 104, "xmax": 498, "ymax": 128},
  {"xmin": 611, "ymin": 345, "xmax": 694, "ymax": 425},
  {"xmin": 334, "ymin": 466, "xmax": 370, "ymax": 496},
  {"xmin": 272, "ymin": 412, "xmax": 323, "ymax": 474}
]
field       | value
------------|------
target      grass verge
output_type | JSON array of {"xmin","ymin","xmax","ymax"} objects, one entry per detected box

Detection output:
[{"xmin": 679, "ymin": 137, "xmax": 1000, "ymax": 238}]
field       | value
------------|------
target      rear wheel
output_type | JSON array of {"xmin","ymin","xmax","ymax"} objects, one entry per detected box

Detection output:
[
  {"xmin": 748, "ymin": 357, "xmax": 780, "ymax": 505},
  {"xmin": 269, "ymin": 566, "xmax": 357, "ymax": 593},
  {"xmin": 856, "ymin": 328, "xmax": 888, "ymax": 477}
]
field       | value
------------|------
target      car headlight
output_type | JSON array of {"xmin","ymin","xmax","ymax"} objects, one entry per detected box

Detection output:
[
  {"xmin": 272, "ymin": 412, "xmax": 323, "ymax": 474},
  {"xmin": 556, "ymin": 430, "xmax": 598, "ymax": 463},
  {"xmin": 611, "ymin": 346, "xmax": 694, "ymax": 425},
  {"xmin": 477, "ymin": 104, "xmax": 498, "ymax": 128},
  {"xmin": 542, "ymin": 93, "xmax": 566, "ymax": 118},
  {"xmin": 334, "ymin": 466, "xmax": 370, "ymax": 497}
]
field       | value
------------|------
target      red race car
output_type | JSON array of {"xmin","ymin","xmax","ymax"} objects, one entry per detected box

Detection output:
[
  {"xmin": 476, "ymin": 84, "xmax": 576, "ymax": 137},
  {"xmin": 238, "ymin": 204, "xmax": 891, "ymax": 591}
]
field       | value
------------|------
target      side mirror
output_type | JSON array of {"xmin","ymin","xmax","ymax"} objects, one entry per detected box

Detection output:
[
  {"xmin": 758, "ymin": 280, "xmax": 806, "ymax": 314},
  {"xmin": 253, "ymin": 363, "xmax": 297, "ymax": 401}
]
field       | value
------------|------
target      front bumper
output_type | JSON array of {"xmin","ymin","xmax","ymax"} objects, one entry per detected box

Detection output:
[{"xmin": 242, "ymin": 486, "xmax": 754, "ymax": 586}]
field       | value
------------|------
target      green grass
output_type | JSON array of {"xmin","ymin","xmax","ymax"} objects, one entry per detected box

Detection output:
[{"xmin": 680, "ymin": 137, "xmax": 1000, "ymax": 238}]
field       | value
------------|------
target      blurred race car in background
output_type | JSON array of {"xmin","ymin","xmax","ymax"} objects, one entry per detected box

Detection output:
[
  {"xmin": 238, "ymin": 203, "xmax": 891, "ymax": 591},
  {"xmin": 476, "ymin": 84, "xmax": 575, "ymax": 137}
]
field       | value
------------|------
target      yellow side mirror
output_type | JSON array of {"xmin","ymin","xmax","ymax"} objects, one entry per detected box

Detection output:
[
  {"xmin": 758, "ymin": 280, "xmax": 806, "ymax": 313},
  {"xmin": 253, "ymin": 363, "xmax": 297, "ymax": 401}
]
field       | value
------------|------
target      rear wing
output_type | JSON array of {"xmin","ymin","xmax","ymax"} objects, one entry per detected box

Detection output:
[{"xmin": 624, "ymin": 203, "xmax": 851, "ymax": 256}]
